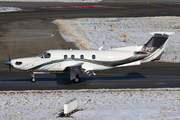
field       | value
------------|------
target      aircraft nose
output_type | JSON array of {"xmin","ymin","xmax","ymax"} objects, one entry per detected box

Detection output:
[{"xmin": 4, "ymin": 61, "xmax": 11, "ymax": 65}]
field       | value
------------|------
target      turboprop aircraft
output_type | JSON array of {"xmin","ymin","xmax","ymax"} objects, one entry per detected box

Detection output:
[{"xmin": 5, "ymin": 32, "xmax": 175, "ymax": 83}]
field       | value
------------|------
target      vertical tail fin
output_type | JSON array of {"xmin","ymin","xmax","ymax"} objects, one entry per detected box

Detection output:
[{"xmin": 142, "ymin": 32, "xmax": 175, "ymax": 62}]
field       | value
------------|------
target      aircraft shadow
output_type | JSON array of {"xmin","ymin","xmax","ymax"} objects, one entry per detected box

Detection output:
[
  {"xmin": 56, "ymin": 72, "xmax": 147, "ymax": 85},
  {"xmin": 0, "ymin": 72, "xmax": 146, "ymax": 85},
  {"xmin": 81, "ymin": 73, "xmax": 146, "ymax": 81}
]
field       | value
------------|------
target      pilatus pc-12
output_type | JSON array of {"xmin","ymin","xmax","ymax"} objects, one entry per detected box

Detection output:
[{"xmin": 5, "ymin": 32, "xmax": 175, "ymax": 83}]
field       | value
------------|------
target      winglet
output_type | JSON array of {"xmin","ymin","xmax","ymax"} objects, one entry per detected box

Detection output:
[{"xmin": 149, "ymin": 32, "xmax": 175, "ymax": 36}]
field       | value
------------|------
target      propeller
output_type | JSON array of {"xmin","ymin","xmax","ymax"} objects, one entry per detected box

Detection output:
[
  {"xmin": 8, "ymin": 55, "xmax": 11, "ymax": 71},
  {"xmin": 4, "ymin": 55, "xmax": 12, "ymax": 71}
]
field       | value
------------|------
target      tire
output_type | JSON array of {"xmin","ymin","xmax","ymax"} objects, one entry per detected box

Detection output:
[
  {"xmin": 31, "ymin": 77, "xmax": 36, "ymax": 82},
  {"xmin": 73, "ymin": 74, "xmax": 80, "ymax": 83}
]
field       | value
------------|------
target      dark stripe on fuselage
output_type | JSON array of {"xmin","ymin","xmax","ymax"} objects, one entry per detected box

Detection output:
[{"xmin": 29, "ymin": 51, "xmax": 148, "ymax": 71}]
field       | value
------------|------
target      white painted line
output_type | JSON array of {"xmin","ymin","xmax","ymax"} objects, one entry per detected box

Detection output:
[{"xmin": 0, "ymin": 32, "xmax": 54, "ymax": 41}]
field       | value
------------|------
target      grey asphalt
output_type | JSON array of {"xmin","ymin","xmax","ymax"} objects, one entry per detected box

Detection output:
[
  {"xmin": 1, "ymin": 62, "xmax": 180, "ymax": 90},
  {"xmin": 0, "ymin": 0, "xmax": 179, "ymax": 7},
  {"xmin": 0, "ymin": 0, "xmax": 180, "ymax": 90}
]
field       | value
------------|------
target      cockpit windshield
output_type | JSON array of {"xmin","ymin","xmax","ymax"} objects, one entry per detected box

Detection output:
[
  {"xmin": 38, "ymin": 52, "xmax": 46, "ymax": 58},
  {"xmin": 38, "ymin": 52, "xmax": 51, "ymax": 58}
]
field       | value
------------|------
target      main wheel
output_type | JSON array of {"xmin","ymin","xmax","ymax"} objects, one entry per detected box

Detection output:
[
  {"xmin": 73, "ymin": 74, "xmax": 80, "ymax": 83},
  {"xmin": 31, "ymin": 77, "xmax": 36, "ymax": 82}
]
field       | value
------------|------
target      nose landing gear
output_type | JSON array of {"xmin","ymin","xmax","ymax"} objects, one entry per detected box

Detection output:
[{"xmin": 31, "ymin": 73, "xmax": 36, "ymax": 82}]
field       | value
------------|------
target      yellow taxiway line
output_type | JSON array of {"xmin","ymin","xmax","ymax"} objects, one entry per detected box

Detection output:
[{"xmin": 0, "ymin": 68, "xmax": 19, "ymax": 71}]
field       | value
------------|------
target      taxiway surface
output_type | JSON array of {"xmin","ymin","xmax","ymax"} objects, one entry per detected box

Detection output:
[{"xmin": 1, "ymin": 61, "xmax": 180, "ymax": 90}]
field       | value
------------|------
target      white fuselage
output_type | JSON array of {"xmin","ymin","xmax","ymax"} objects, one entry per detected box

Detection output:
[{"xmin": 11, "ymin": 46, "xmax": 143, "ymax": 72}]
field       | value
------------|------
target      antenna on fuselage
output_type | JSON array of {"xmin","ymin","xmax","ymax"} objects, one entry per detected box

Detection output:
[
  {"xmin": 98, "ymin": 46, "xmax": 103, "ymax": 50},
  {"xmin": 98, "ymin": 41, "xmax": 105, "ymax": 50}
]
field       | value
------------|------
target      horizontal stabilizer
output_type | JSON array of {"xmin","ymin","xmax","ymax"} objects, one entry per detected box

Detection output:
[{"xmin": 149, "ymin": 32, "xmax": 175, "ymax": 36}]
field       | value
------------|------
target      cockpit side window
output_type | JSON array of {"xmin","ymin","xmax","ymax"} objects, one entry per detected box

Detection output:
[{"xmin": 44, "ymin": 53, "xmax": 51, "ymax": 58}]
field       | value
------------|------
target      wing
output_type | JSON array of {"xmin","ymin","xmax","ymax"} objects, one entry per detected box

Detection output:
[
  {"xmin": 63, "ymin": 62, "xmax": 93, "ymax": 77},
  {"xmin": 63, "ymin": 63, "xmax": 83, "ymax": 73}
]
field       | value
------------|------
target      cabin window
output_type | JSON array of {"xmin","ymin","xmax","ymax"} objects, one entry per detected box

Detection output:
[
  {"xmin": 92, "ymin": 55, "xmax": 96, "ymax": 59},
  {"xmin": 64, "ymin": 55, "xmax": 67, "ymax": 59},
  {"xmin": 80, "ymin": 55, "xmax": 84, "ymax": 59},
  {"xmin": 71, "ymin": 55, "xmax": 75, "ymax": 59},
  {"xmin": 44, "ymin": 53, "xmax": 51, "ymax": 58}
]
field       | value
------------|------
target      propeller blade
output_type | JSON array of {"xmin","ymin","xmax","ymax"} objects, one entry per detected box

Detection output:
[
  {"xmin": 9, "ymin": 56, "xmax": 11, "ymax": 71},
  {"xmin": 9, "ymin": 55, "xmax": 11, "ymax": 61},
  {"xmin": 4, "ymin": 55, "xmax": 12, "ymax": 71},
  {"xmin": 9, "ymin": 64, "xmax": 11, "ymax": 71}
]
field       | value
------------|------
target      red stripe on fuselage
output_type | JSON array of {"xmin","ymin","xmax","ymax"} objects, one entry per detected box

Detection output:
[{"xmin": 36, "ymin": 5, "xmax": 112, "ymax": 9}]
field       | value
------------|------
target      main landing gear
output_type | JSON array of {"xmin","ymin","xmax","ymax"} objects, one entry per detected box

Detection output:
[{"xmin": 70, "ymin": 69, "xmax": 80, "ymax": 83}]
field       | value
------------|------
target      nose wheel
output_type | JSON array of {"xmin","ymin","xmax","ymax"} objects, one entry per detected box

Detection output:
[{"xmin": 31, "ymin": 74, "xmax": 36, "ymax": 82}]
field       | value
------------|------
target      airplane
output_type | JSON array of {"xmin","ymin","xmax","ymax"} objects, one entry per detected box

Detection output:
[{"xmin": 4, "ymin": 32, "xmax": 175, "ymax": 83}]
